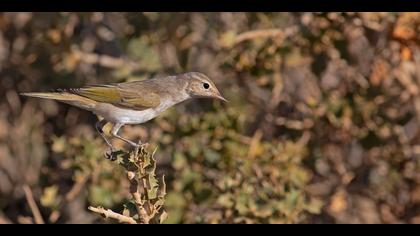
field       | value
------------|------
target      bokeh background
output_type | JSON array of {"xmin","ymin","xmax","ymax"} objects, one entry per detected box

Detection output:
[{"xmin": 1, "ymin": 12, "xmax": 420, "ymax": 224}]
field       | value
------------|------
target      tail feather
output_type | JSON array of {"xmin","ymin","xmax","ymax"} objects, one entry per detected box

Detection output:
[{"xmin": 20, "ymin": 92, "xmax": 97, "ymax": 110}]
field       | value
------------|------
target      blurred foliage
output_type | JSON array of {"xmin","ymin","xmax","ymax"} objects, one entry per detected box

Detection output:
[{"xmin": 1, "ymin": 12, "xmax": 420, "ymax": 224}]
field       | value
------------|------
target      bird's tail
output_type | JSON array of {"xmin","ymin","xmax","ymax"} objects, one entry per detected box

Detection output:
[{"xmin": 20, "ymin": 92, "xmax": 97, "ymax": 110}]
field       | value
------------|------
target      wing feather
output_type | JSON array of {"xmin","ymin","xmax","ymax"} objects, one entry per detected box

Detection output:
[{"xmin": 72, "ymin": 84, "xmax": 160, "ymax": 110}]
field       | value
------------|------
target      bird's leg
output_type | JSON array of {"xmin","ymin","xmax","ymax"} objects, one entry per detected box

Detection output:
[
  {"xmin": 95, "ymin": 119, "xmax": 114, "ymax": 149},
  {"xmin": 95, "ymin": 119, "xmax": 118, "ymax": 160},
  {"xmin": 110, "ymin": 123, "xmax": 140, "ymax": 148}
]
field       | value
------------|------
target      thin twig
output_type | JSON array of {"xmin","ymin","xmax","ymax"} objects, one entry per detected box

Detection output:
[
  {"xmin": 72, "ymin": 49, "xmax": 140, "ymax": 70},
  {"xmin": 88, "ymin": 206, "xmax": 137, "ymax": 224},
  {"xmin": 22, "ymin": 185, "xmax": 45, "ymax": 224},
  {"xmin": 65, "ymin": 174, "xmax": 89, "ymax": 202},
  {"xmin": 234, "ymin": 27, "xmax": 297, "ymax": 45}
]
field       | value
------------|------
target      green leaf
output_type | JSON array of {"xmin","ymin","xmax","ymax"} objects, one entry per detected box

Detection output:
[
  {"xmin": 148, "ymin": 174, "xmax": 159, "ymax": 199},
  {"xmin": 40, "ymin": 185, "xmax": 61, "ymax": 209}
]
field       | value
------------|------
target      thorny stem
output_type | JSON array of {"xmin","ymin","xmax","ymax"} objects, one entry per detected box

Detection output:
[
  {"xmin": 133, "ymin": 143, "xmax": 153, "ymax": 222},
  {"xmin": 127, "ymin": 170, "xmax": 149, "ymax": 223},
  {"xmin": 88, "ymin": 142, "xmax": 167, "ymax": 224}
]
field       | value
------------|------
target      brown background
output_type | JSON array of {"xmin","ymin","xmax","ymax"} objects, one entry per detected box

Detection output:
[{"xmin": 1, "ymin": 12, "xmax": 420, "ymax": 223}]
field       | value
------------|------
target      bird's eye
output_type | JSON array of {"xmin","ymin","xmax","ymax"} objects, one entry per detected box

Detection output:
[{"xmin": 203, "ymin": 83, "xmax": 210, "ymax": 89}]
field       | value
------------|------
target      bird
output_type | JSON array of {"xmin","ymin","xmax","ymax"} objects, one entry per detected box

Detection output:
[{"xmin": 21, "ymin": 72, "xmax": 227, "ymax": 157}]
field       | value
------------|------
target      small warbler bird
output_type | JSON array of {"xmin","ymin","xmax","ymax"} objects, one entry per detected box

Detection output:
[{"xmin": 22, "ymin": 72, "xmax": 227, "ymax": 155}]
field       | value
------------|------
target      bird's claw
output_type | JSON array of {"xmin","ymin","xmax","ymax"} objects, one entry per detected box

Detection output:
[
  {"xmin": 103, "ymin": 141, "xmax": 147, "ymax": 160},
  {"xmin": 104, "ymin": 148, "xmax": 118, "ymax": 161}
]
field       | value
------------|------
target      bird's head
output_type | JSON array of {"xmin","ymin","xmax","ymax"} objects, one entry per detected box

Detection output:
[{"xmin": 181, "ymin": 72, "xmax": 227, "ymax": 102}]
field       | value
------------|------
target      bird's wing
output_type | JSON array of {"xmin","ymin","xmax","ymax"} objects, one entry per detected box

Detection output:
[{"xmin": 71, "ymin": 84, "xmax": 161, "ymax": 110}]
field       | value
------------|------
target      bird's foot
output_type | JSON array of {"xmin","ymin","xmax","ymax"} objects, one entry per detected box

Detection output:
[
  {"xmin": 104, "ymin": 148, "xmax": 122, "ymax": 161},
  {"xmin": 103, "ymin": 141, "xmax": 148, "ymax": 161}
]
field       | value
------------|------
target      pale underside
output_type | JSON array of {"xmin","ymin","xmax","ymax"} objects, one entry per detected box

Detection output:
[
  {"xmin": 93, "ymin": 98, "xmax": 177, "ymax": 125},
  {"xmin": 68, "ymin": 76, "xmax": 189, "ymax": 124}
]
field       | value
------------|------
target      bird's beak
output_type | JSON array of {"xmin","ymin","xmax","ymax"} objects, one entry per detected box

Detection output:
[
  {"xmin": 215, "ymin": 94, "xmax": 228, "ymax": 102},
  {"xmin": 211, "ymin": 87, "xmax": 228, "ymax": 102}
]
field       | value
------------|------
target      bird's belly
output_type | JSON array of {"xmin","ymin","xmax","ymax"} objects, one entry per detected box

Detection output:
[{"xmin": 94, "ymin": 103, "xmax": 159, "ymax": 124}]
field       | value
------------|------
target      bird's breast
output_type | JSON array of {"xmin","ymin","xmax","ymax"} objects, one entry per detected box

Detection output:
[{"xmin": 93, "ymin": 103, "xmax": 160, "ymax": 124}]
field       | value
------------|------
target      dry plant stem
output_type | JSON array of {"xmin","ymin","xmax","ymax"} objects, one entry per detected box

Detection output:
[
  {"xmin": 65, "ymin": 174, "xmax": 89, "ymax": 201},
  {"xmin": 88, "ymin": 206, "xmax": 137, "ymax": 224},
  {"xmin": 72, "ymin": 49, "xmax": 139, "ymax": 70},
  {"xmin": 132, "ymin": 143, "xmax": 156, "ymax": 223},
  {"xmin": 234, "ymin": 27, "xmax": 297, "ymax": 45},
  {"xmin": 22, "ymin": 185, "xmax": 45, "ymax": 224},
  {"xmin": 127, "ymin": 170, "xmax": 150, "ymax": 223},
  {"xmin": 89, "ymin": 142, "xmax": 166, "ymax": 224}
]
